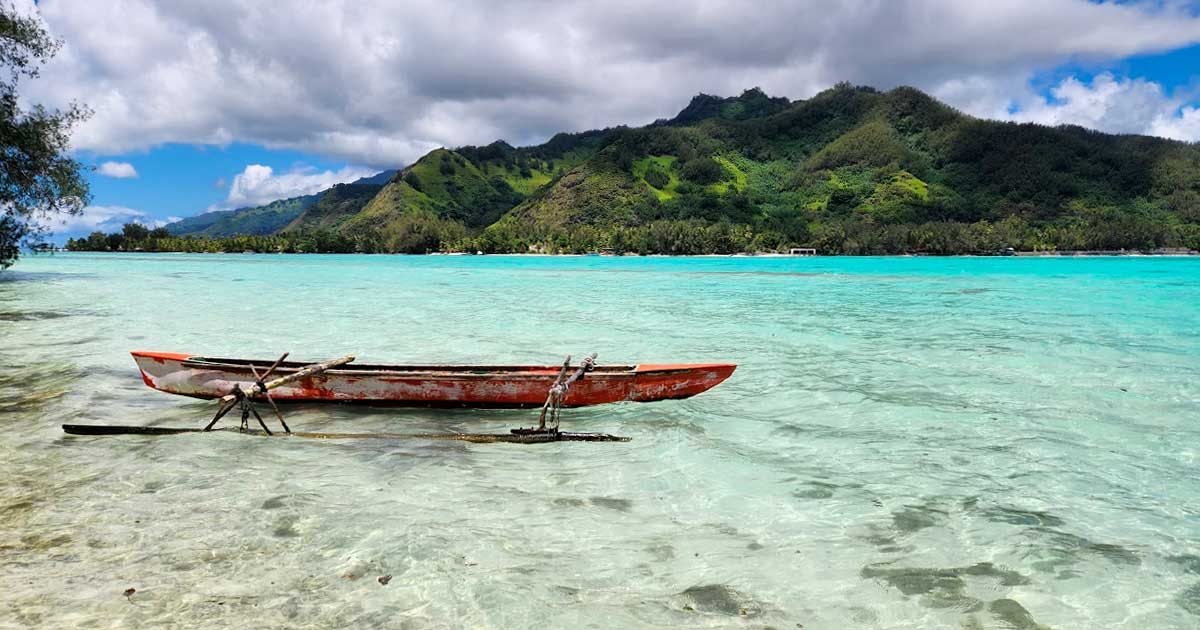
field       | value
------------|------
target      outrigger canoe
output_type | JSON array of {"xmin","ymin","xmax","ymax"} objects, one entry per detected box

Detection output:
[{"xmin": 131, "ymin": 351, "xmax": 736, "ymax": 408}]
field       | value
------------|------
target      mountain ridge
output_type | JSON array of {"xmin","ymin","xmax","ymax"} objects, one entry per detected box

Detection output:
[
  {"xmin": 165, "ymin": 194, "xmax": 320, "ymax": 238},
  {"xmin": 105, "ymin": 84, "xmax": 1200, "ymax": 254},
  {"xmin": 167, "ymin": 169, "xmax": 397, "ymax": 237}
]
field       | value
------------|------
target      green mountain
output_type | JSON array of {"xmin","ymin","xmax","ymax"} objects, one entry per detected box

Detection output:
[
  {"xmin": 166, "ymin": 169, "xmax": 397, "ymax": 237},
  {"xmin": 661, "ymin": 87, "xmax": 792, "ymax": 126},
  {"xmin": 311, "ymin": 140, "xmax": 611, "ymax": 253},
  {"xmin": 115, "ymin": 85, "xmax": 1200, "ymax": 255},
  {"xmin": 284, "ymin": 183, "xmax": 385, "ymax": 232},
  {"xmin": 478, "ymin": 84, "xmax": 1200, "ymax": 254},
  {"xmin": 348, "ymin": 169, "xmax": 399, "ymax": 186},
  {"xmin": 166, "ymin": 194, "xmax": 319, "ymax": 237}
]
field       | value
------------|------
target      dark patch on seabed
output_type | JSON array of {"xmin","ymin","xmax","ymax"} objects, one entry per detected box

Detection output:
[
  {"xmin": 271, "ymin": 514, "xmax": 301, "ymax": 538},
  {"xmin": 863, "ymin": 496, "xmax": 1140, "ymax": 572},
  {"xmin": 854, "ymin": 499, "xmax": 959, "ymax": 554},
  {"xmin": 588, "ymin": 496, "xmax": 633, "ymax": 512},
  {"xmin": 676, "ymin": 584, "xmax": 763, "ymax": 617},
  {"xmin": 0, "ymin": 270, "xmax": 91, "ymax": 283},
  {"xmin": 1023, "ymin": 528, "xmax": 1142, "ymax": 572},
  {"xmin": 38, "ymin": 335, "xmax": 102, "ymax": 347},
  {"xmin": 854, "ymin": 497, "xmax": 1151, "ymax": 624},
  {"xmin": 1177, "ymin": 583, "xmax": 1200, "ymax": 617},
  {"xmin": 892, "ymin": 504, "xmax": 951, "ymax": 533},
  {"xmin": 861, "ymin": 562, "xmax": 1049, "ymax": 627},
  {"xmin": 988, "ymin": 598, "xmax": 1053, "ymax": 630},
  {"xmin": 1169, "ymin": 557, "xmax": 1200, "ymax": 616},
  {"xmin": 0, "ymin": 361, "xmax": 82, "ymax": 412},
  {"xmin": 645, "ymin": 543, "xmax": 675, "ymax": 562},
  {"xmin": 979, "ymin": 506, "xmax": 1066, "ymax": 528},
  {"xmin": 1168, "ymin": 554, "xmax": 1200, "ymax": 575},
  {"xmin": 792, "ymin": 480, "xmax": 839, "ymax": 499},
  {"xmin": 0, "ymin": 310, "xmax": 75, "ymax": 321}
]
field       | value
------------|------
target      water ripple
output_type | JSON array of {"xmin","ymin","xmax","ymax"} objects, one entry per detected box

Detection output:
[{"xmin": 1, "ymin": 253, "xmax": 1198, "ymax": 628}]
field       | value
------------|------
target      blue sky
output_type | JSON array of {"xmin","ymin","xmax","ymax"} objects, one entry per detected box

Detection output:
[
  {"xmin": 83, "ymin": 144, "xmax": 351, "ymax": 218},
  {"xmin": 19, "ymin": 0, "xmax": 1200, "ymax": 241},
  {"xmin": 1108, "ymin": 43, "xmax": 1200, "ymax": 90},
  {"xmin": 1029, "ymin": 42, "xmax": 1200, "ymax": 97},
  {"xmin": 76, "ymin": 144, "xmax": 379, "ymax": 227}
]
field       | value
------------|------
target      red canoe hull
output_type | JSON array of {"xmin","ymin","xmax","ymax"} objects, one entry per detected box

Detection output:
[{"xmin": 131, "ymin": 352, "xmax": 736, "ymax": 408}]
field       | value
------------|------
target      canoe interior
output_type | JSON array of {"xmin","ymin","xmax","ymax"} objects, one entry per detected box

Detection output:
[{"xmin": 184, "ymin": 356, "xmax": 638, "ymax": 375}]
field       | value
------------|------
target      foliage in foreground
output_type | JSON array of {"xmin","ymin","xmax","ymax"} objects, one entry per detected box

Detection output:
[{"xmin": 1, "ymin": 3, "xmax": 91, "ymax": 268}]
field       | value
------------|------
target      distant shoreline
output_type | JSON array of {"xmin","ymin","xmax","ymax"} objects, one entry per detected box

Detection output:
[
  {"xmin": 987, "ymin": 249, "xmax": 1198, "ymax": 257},
  {"xmin": 35, "ymin": 248, "xmax": 1200, "ymax": 258}
]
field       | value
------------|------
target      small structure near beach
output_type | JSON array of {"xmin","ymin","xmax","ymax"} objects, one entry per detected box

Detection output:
[{"xmin": 789, "ymin": 248, "xmax": 817, "ymax": 256}]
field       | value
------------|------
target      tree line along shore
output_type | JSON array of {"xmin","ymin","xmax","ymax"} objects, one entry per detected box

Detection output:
[{"xmin": 61, "ymin": 218, "xmax": 1198, "ymax": 257}]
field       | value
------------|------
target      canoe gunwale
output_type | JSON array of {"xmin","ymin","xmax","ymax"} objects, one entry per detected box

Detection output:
[{"xmin": 179, "ymin": 356, "xmax": 642, "ymax": 379}]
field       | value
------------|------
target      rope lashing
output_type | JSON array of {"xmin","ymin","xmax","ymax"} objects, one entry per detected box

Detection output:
[{"xmin": 537, "ymin": 353, "xmax": 597, "ymax": 431}]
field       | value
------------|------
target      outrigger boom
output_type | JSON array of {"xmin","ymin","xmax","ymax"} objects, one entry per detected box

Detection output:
[{"xmin": 60, "ymin": 424, "xmax": 631, "ymax": 443}]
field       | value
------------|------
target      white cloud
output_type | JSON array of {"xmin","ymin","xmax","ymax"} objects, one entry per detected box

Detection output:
[
  {"xmin": 939, "ymin": 73, "xmax": 1200, "ymax": 142},
  {"xmin": 50, "ymin": 205, "xmax": 165, "ymax": 235},
  {"xmin": 1152, "ymin": 105, "xmax": 1200, "ymax": 142},
  {"xmin": 1011, "ymin": 75, "xmax": 1173, "ymax": 133},
  {"xmin": 223, "ymin": 164, "xmax": 377, "ymax": 209},
  {"xmin": 96, "ymin": 161, "xmax": 138, "ymax": 178},
  {"xmin": 19, "ymin": 0, "xmax": 1200, "ymax": 167}
]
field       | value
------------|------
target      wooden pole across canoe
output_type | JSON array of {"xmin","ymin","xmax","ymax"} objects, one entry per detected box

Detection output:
[
  {"xmin": 222, "ymin": 354, "xmax": 356, "ymax": 404},
  {"xmin": 62, "ymin": 424, "xmax": 631, "ymax": 443},
  {"xmin": 205, "ymin": 354, "xmax": 356, "ymax": 433}
]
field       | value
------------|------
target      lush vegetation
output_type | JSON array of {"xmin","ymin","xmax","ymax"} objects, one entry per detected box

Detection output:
[
  {"xmin": 167, "ymin": 170, "xmax": 397, "ymax": 237},
  {"xmin": 67, "ymin": 216, "xmax": 466, "ymax": 255},
  {"xmin": 166, "ymin": 194, "xmax": 319, "ymax": 237},
  {"xmin": 2, "ymin": 3, "xmax": 90, "ymax": 268},
  {"xmin": 282, "ymin": 183, "xmax": 382, "ymax": 232},
  {"xmin": 75, "ymin": 83, "xmax": 1200, "ymax": 256}
]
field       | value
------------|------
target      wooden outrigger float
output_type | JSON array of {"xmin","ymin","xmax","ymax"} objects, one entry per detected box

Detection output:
[{"xmin": 63, "ymin": 351, "xmax": 735, "ymax": 443}]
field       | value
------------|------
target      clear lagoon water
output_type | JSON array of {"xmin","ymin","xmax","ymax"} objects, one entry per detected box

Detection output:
[{"xmin": 2, "ymin": 252, "xmax": 1199, "ymax": 628}]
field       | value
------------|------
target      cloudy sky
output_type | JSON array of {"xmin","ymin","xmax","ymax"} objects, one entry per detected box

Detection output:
[{"xmin": 17, "ymin": 0, "xmax": 1200, "ymax": 236}]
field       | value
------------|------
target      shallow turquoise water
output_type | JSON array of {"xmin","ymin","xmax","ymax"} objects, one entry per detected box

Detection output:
[{"xmin": 2, "ymin": 252, "xmax": 1199, "ymax": 628}]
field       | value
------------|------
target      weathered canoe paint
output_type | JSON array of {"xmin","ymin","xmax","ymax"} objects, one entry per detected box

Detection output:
[{"xmin": 130, "ymin": 351, "xmax": 736, "ymax": 408}]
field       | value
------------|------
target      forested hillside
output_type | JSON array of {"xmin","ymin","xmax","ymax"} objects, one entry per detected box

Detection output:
[
  {"xmin": 164, "ymin": 194, "xmax": 318, "ymax": 238},
  {"xmin": 73, "ymin": 85, "xmax": 1200, "ymax": 255}
]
